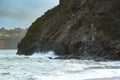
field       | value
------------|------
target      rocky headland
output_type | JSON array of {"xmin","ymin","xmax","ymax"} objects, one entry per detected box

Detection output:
[{"xmin": 17, "ymin": 0, "xmax": 120, "ymax": 60}]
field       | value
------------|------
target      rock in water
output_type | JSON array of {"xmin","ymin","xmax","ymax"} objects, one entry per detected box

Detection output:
[{"xmin": 17, "ymin": 0, "xmax": 120, "ymax": 60}]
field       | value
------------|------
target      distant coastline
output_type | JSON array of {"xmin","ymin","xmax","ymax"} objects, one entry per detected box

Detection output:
[{"xmin": 0, "ymin": 28, "xmax": 27, "ymax": 49}]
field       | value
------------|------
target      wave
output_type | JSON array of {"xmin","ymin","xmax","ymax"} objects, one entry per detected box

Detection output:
[
  {"xmin": 0, "ymin": 50, "xmax": 59, "ymax": 60},
  {"xmin": 30, "ymin": 51, "xmax": 59, "ymax": 59}
]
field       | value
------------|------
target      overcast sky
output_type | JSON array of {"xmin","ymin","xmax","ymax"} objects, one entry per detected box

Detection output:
[{"xmin": 0, "ymin": 0, "xmax": 59, "ymax": 29}]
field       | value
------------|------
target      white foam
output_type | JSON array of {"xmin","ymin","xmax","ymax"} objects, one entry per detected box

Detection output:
[
  {"xmin": 26, "ymin": 69, "xmax": 120, "ymax": 80},
  {"xmin": 1, "ymin": 50, "xmax": 120, "ymax": 80},
  {"xmin": 31, "ymin": 51, "xmax": 59, "ymax": 59},
  {"xmin": 28, "ymin": 75, "xmax": 41, "ymax": 80}
]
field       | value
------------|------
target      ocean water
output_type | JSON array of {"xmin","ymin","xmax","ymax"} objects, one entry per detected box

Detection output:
[{"xmin": 0, "ymin": 50, "xmax": 120, "ymax": 80}]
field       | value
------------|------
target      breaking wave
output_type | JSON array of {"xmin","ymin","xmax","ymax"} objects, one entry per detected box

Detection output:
[{"xmin": 31, "ymin": 51, "xmax": 59, "ymax": 58}]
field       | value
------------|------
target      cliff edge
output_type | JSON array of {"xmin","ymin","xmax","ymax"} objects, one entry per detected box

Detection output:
[{"xmin": 17, "ymin": 0, "xmax": 120, "ymax": 60}]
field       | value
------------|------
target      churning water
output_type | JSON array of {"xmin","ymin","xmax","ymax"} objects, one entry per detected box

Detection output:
[{"xmin": 0, "ymin": 50, "xmax": 120, "ymax": 80}]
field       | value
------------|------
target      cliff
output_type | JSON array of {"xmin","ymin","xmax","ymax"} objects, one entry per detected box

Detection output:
[{"xmin": 17, "ymin": 0, "xmax": 120, "ymax": 60}]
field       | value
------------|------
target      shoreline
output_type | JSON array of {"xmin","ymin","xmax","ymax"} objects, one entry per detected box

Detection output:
[{"xmin": 86, "ymin": 77, "xmax": 120, "ymax": 80}]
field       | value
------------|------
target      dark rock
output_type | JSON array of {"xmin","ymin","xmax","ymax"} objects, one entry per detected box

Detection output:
[
  {"xmin": 17, "ymin": 0, "xmax": 120, "ymax": 60},
  {"xmin": 54, "ymin": 55, "xmax": 80, "ymax": 59}
]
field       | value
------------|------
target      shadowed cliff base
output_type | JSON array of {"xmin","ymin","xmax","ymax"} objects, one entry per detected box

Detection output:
[{"xmin": 17, "ymin": 0, "xmax": 120, "ymax": 61}]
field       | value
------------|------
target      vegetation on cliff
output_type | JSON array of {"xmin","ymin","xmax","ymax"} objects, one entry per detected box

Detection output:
[{"xmin": 17, "ymin": 0, "xmax": 120, "ymax": 60}]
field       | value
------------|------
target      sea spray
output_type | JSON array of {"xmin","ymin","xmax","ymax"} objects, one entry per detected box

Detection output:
[{"xmin": 31, "ymin": 51, "xmax": 59, "ymax": 59}]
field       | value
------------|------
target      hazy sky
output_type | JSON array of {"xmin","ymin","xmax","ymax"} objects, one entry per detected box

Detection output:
[{"xmin": 0, "ymin": 0, "xmax": 59, "ymax": 29}]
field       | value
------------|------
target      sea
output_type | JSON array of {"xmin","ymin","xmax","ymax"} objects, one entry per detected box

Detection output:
[{"xmin": 0, "ymin": 50, "xmax": 120, "ymax": 80}]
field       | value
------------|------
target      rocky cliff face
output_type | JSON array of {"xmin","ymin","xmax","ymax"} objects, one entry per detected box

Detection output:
[{"xmin": 17, "ymin": 0, "xmax": 120, "ymax": 60}]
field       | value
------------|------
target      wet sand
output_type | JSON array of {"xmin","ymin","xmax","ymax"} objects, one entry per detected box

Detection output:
[{"xmin": 86, "ymin": 77, "xmax": 120, "ymax": 80}]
